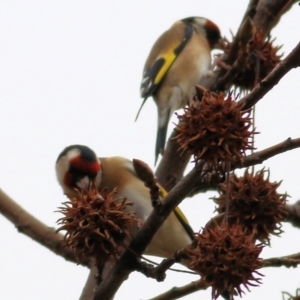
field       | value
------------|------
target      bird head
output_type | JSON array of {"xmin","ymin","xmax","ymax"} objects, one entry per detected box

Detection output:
[
  {"xmin": 56, "ymin": 145, "xmax": 102, "ymax": 197},
  {"xmin": 181, "ymin": 16, "xmax": 222, "ymax": 49}
]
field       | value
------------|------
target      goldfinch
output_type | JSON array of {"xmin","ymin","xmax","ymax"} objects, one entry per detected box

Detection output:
[
  {"xmin": 136, "ymin": 17, "xmax": 221, "ymax": 164},
  {"xmin": 56, "ymin": 144, "xmax": 193, "ymax": 259}
]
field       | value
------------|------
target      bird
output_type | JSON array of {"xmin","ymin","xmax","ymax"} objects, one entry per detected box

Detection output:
[
  {"xmin": 56, "ymin": 145, "xmax": 232, "ymax": 299},
  {"xmin": 136, "ymin": 16, "xmax": 221, "ymax": 164},
  {"xmin": 56, "ymin": 144, "xmax": 194, "ymax": 259}
]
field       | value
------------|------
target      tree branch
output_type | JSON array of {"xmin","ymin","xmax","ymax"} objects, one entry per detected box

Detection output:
[
  {"xmin": 79, "ymin": 263, "xmax": 98, "ymax": 300},
  {"xmin": 252, "ymin": 0, "xmax": 298, "ymax": 36},
  {"xmin": 263, "ymin": 252, "xmax": 300, "ymax": 268},
  {"xmin": 235, "ymin": 137, "xmax": 300, "ymax": 169},
  {"xmin": 155, "ymin": 130, "xmax": 191, "ymax": 191},
  {"xmin": 0, "ymin": 189, "xmax": 88, "ymax": 266},
  {"xmin": 148, "ymin": 279, "xmax": 207, "ymax": 300},
  {"xmin": 284, "ymin": 200, "xmax": 300, "ymax": 228},
  {"xmin": 2, "ymin": 3, "xmax": 299, "ymax": 300},
  {"xmin": 188, "ymin": 137, "xmax": 300, "ymax": 197}
]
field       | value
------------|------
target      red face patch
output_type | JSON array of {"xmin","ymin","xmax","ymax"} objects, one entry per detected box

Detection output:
[
  {"xmin": 70, "ymin": 155, "xmax": 101, "ymax": 176},
  {"xmin": 63, "ymin": 155, "xmax": 102, "ymax": 189}
]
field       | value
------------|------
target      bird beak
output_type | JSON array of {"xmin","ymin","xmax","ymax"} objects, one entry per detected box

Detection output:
[{"xmin": 76, "ymin": 176, "xmax": 90, "ymax": 190}]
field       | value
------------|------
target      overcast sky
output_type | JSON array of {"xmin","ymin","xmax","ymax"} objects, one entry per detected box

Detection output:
[{"xmin": 1, "ymin": 1, "xmax": 300, "ymax": 299}]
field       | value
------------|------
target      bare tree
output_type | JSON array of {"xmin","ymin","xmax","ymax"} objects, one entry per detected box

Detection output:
[{"xmin": 1, "ymin": 1, "xmax": 300, "ymax": 299}]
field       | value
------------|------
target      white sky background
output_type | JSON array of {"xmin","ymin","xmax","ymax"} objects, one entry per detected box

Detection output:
[{"xmin": 0, "ymin": 1, "xmax": 300, "ymax": 299}]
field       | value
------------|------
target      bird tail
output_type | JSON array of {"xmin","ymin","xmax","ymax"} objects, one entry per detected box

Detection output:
[
  {"xmin": 135, "ymin": 98, "xmax": 148, "ymax": 122},
  {"xmin": 155, "ymin": 108, "xmax": 171, "ymax": 165}
]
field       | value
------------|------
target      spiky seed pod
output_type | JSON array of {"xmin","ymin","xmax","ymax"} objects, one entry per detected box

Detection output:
[
  {"xmin": 247, "ymin": 30, "xmax": 282, "ymax": 83},
  {"xmin": 214, "ymin": 169, "xmax": 288, "ymax": 243},
  {"xmin": 220, "ymin": 32, "xmax": 282, "ymax": 91},
  {"xmin": 187, "ymin": 223, "xmax": 263, "ymax": 299},
  {"xmin": 57, "ymin": 183, "xmax": 137, "ymax": 265},
  {"xmin": 176, "ymin": 90, "xmax": 255, "ymax": 168}
]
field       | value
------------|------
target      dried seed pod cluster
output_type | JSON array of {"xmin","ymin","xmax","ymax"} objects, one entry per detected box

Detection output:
[
  {"xmin": 188, "ymin": 224, "xmax": 263, "ymax": 299},
  {"xmin": 57, "ymin": 183, "xmax": 137, "ymax": 265},
  {"xmin": 176, "ymin": 90, "xmax": 255, "ymax": 167},
  {"xmin": 222, "ymin": 31, "xmax": 282, "ymax": 91},
  {"xmin": 214, "ymin": 169, "xmax": 288, "ymax": 243}
]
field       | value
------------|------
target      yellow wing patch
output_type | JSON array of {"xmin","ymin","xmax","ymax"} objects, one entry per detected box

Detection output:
[
  {"xmin": 158, "ymin": 183, "xmax": 191, "ymax": 227},
  {"xmin": 154, "ymin": 47, "xmax": 178, "ymax": 85},
  {"xmin": 140, "ymin": 23, "xmax": 194, "ymax": 99}
]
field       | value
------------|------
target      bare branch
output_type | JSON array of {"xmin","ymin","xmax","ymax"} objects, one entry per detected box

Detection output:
[
  {"xmin": 188, "ymin": 138, "xmax": 300, "ymax": 197},
  {"xmin": 155, "ymin": 130, "xmax": 191, "ymax": 191},
  {"xmin": 263, "ymin": 252, "xmax": 300, "ymax": 268},
  {"xmin": 136, "ymin": 249, "xmax": 190, "ymax": 282},
  {"xmin": 148, "ymin": 279, "xmax": 207, "ymax": 300},
  {"xmin": 79, "ymin": 263, "xmax": 98, "ymax": 300},
  {"xmin": 253, "ymin": 0, "xmax": 298, "ymax": 36},
  {"xmin": 284, "ymin": 200, "xmax": 300, "ymax": 228},
  {"xmin": 235, "ymin": 137, "xmax": 300, "ymax": 169},
  {"xmin": 0, "ymin": 189, "xmax": 88, "ymax": 266}
]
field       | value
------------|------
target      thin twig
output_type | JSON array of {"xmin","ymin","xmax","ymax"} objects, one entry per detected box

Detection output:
[
  {"xmin": 224, "ymin": 162, "xmax": 231, "ymax": 222},
  {"xmin": 263, "ymin": 252, "xmax": 300, "ymax": 268},
  {"xmin": 238, "ymin": 41, "xmax": 300, "ymax": 110},
  {"xmin": 148, "ymin": 279, "xmax": 208, "ymax": 300},
  {"xmin": 284, "ymin": 200, "xmax": 300, "ymax": 228},
  {"xmin": 187, "ymin": 137, "xmax": 300, "ymax": 198},
  {"xmin": 235, "ymin": 137, "xmax": 300, "ymax": 168}
]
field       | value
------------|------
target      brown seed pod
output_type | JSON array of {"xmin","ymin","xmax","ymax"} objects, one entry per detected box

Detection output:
[
  {"xmin": 187, "ymin": 223, "xmax": 263, "ymax": 299},
  {"xmin": 214, "ymin": 169, "xmax": 288, "ymax": 243},
  {"xmin": 175, "ymin": 90, "xmax": 256, "ymax": 168},
  {"xmin": 220, "ymin": 31, "xmax": 282, "ymax": 91},
  {"xmin": 56, "ymin": 183, "xmax": 137, "ymax": 265}
]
